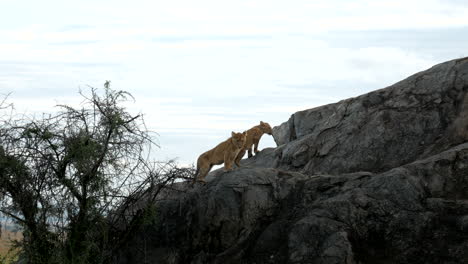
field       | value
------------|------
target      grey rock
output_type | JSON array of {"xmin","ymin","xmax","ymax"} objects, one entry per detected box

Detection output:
[
  {"xmin": 115, "ymin": 143, "xmax": 468, "ymax": 263},
  {"xmin": 113, "ymin": 57, "xmax": 468, "ymax": 264},
  {"xmin": 273, "ymin": 57, "xmax": 468, "ymax": 175}
]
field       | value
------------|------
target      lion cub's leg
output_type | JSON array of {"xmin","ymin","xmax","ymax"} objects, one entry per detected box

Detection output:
[
  {"xmin": 196, "ymin": 165, "xmax": 211, "ymax": 183},
  {"xmin": 247, "ymin": 145, "xmax": 253, "ymax": 158},
  {"xmin": 235, "ymin": 148, "xmax": 246, "ymax": 167},
  {"xmin": 224, "ymin": 152, "xmax": 236, "ymax": 172},
  {"xmin": 253, "ymin": 137, "xmax": 261, "ymax": 155}
]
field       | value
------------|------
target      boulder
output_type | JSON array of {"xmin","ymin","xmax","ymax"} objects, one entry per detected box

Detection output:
[{"xmin": 273, "ymin": 57, "xmax": 468, "ymax": 175}]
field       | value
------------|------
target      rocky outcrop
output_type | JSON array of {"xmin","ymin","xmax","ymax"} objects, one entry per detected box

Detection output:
[
  {"xmin": 273, "ymin": 57, "xmax": 468, "ymax": 175},
  {"xmin": 114, "ymin": 57, "xmax": 468, "ymax": 264}
]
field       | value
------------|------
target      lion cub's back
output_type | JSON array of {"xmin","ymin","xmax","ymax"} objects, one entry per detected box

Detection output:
[
  {"xmin": 199, "ymin": 138, "xmax": 232, "ymax": 164},
  {"xmin": 245, "ymin": 126, "xmax": 263, "ymax": 146}
]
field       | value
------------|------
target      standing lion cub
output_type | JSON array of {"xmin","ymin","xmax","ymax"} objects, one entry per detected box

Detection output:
[
  {"xmin": 234, "ymin": 121, "xmax": 272, "ymax": 166},
  {"xmin": 194, "ymin": 131, "xmax": 247, "ymax": 183}
]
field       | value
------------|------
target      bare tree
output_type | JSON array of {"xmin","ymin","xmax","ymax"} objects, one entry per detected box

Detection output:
[{"xmin": 0, "ymin": 83, "xmax": 193, "ymax": 263}]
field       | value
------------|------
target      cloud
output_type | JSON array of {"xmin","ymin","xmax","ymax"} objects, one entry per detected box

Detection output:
[
  {"xmin": 1, "ymin": 0, "xmax": 468, "ymax": 165},
  {"xmin": 58, "ymin": 24, "xmax": 96, "ymax": 32},
  {"xmin": 50, "ymin": 40, "xmax": 100, "ymax": 46},
  {"xmin": 321, "ymin": 27, "xmax": 468, "ymax": 57},
  {"xmin": 152, "ymin": 35, "xmax": 273, "ymax": 43}
]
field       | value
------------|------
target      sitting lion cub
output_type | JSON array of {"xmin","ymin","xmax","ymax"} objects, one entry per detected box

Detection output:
[
  {"xmin": 194, "ymin": 131, "xmax": 247, "ymax": 183},
  {"xmin": 234, "ymin": 121, "xmax": 272, "ymax": 166}
]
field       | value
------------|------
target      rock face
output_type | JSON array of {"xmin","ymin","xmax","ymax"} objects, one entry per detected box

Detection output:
[
  {"xmin": 114, "ymin": 57, "xmax": 468, "ymax": 264},
  {"xmin": 273, "ymin": 57, "xmax": 468, "ymax": 175}
]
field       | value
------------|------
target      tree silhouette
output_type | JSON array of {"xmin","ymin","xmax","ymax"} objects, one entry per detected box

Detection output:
[{"xmin": 0, "ymin": 83, "xmax": 192, "ymax": 263}]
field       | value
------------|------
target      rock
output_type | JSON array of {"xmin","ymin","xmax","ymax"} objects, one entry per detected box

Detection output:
[
  {"xmin": 115, "ymin": 142, "xmax": 468, "ymax": 263},
  {"xmin": 272, "ymin": 57, "xmax": 468, "ymax": 175},
  {"xmin": 113, "ymin": 57, "xmax": 468, "ymax": 264}
]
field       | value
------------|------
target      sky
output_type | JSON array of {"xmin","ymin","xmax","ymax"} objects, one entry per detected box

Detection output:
[{"xmin": 1, "ymin": 0, "xmax": 468, "ymax": 166}]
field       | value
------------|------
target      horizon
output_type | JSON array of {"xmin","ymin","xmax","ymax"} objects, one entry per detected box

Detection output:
[{"xmin": 1, "ymin": 0, "xmax": 468, "ymax": 165}]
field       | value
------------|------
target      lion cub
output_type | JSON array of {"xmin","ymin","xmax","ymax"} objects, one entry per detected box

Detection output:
[
  {"xmin": 235, "ymin": 121, "xmax": 272, "ymax": 166},
  {"xmin": 194, "ymin": 131, "xmax": 247, "ymax": 183}
]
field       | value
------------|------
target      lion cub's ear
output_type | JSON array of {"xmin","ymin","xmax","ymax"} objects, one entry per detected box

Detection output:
[
  {"xmin": 260, "ymin": 121, "xmax": 265, "ymax": 125},
  {"xmin": 231, "ymin": 131, "xmax": 235, "ymax": 137}
]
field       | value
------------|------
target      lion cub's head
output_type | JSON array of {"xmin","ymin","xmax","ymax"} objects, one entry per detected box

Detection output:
[
  {"xmin": 259, "ymin": 121, "xmax": 273, "ymax": 135},
  {"xmin": 231, "ymin": 131, "xmax": 247, "ymax": 148}
]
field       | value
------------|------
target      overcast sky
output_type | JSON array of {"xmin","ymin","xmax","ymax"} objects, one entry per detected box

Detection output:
[{"xmin": 1, "ymin": 0, "xmax": 468, "ymax": 166}]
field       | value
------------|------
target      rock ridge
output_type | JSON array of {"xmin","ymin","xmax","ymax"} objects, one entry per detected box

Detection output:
[{"xmin": 113, "ymin": 57, "xmax": 468, "ymax": 264}]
